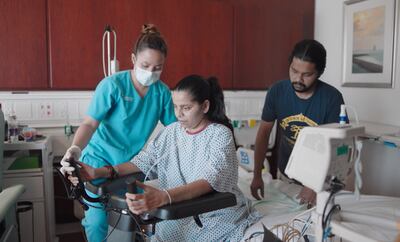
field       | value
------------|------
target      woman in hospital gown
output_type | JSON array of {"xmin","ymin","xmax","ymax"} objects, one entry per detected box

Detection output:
[{"xmin": 132, "ymin": 114, "xmax": 260, "ymax": 241}]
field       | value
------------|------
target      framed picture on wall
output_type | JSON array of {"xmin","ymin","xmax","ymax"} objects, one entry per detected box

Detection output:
[{"xmin": 342, "ymin": 0, "xmax": 398, "ymax": 88}]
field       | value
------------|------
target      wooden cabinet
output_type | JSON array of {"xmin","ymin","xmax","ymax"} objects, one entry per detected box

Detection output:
[
  {"xmin": 232, "ymin": 0, "xmax": 314, "ymax": 89},
  {"xmin": 48, "ymin": 0, "xmax": 233, "ymax": 89},
  {"xmin": 48, "ymin": 0, "xmax": 148, "ymax": 89},
  {"xmin": 0, "ymin": 0, "xmax": 314, "ymax": 90},
  {"xmin": 0, "ymin": 0, "xmax": 48, "ymax": 90},
  {"xmin": 146, "ymin": 0, "xmax": 234, "ymax": 89}
]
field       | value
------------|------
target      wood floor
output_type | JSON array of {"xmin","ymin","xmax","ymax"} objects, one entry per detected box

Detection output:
[
  {"xmin": 56, "ymin": 222, "xmax": 86, "ymax": 242},
  {"xmin": 58, "ymin": 232, "xmax": 86, "ymax": 242}
]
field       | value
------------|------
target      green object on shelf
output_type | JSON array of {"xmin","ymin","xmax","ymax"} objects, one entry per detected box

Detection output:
[{"xmin": 8, "ymin": 156, "xmax": 40, "ymax": 170}]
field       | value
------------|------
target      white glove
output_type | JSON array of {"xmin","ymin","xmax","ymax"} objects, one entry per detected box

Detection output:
[{"xmin": 60, "ymin": 145, "xmax": 82, "ymax": 175}]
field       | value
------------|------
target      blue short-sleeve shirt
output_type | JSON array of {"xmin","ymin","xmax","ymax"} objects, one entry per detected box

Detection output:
[{"xmin": 262, "ymin": 79, "xmax": 344, "ymax": 174}]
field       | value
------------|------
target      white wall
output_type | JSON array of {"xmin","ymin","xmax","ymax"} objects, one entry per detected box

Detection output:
[
  {"xmin": 315, "ymin": 0, "xmax": 400, "ymax": 127},
  {"xmin": 315, "ymin": 0, "xmax": 400, "ymax": 197},
  {"xmin": 0, "ymin": 90, "xmax": 267, "ymax": 156}
]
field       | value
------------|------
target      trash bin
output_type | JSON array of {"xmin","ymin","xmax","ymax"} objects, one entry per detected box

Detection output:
[{"xmin": 16, "ymin": 201, "xmax": 34, "ymax": 242}]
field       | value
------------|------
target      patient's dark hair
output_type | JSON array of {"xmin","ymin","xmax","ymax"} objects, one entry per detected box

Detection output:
[
  {"xmin": 174, "ymin": 75, "xmax": 235, "ymax": 136},
  {"xmin": 289, "ymin": 39, "xmax": 326, "ymax": 77}
]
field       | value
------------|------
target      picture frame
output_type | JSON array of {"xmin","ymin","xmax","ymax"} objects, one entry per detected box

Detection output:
[{"xmin": 342, "ymin": 0, "xmax": 398, "ymax": 88}]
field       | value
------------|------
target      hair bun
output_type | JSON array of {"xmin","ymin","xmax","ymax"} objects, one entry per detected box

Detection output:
[{"xmin": 142, "ymin": 24, "xmax": 160, "ymax": 36}]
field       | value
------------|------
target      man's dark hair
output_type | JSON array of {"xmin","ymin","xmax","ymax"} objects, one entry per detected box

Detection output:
[{"xmin": 289, "ymin": 39, "xmax": 326, "ymax": 77}]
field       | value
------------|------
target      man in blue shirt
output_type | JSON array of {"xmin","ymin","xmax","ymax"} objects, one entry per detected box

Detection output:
[{"xmin": 251, "ymin": 39, "xmax": 344, "ymax": 206}]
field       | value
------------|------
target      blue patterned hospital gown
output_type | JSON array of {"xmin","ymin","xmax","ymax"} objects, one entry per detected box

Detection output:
[{"xmin": 131, "ymin": 122, "xmax": 261, "ymax": 242}]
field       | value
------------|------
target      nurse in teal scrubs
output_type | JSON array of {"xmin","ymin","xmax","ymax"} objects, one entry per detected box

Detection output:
[{"xmin": 60, "ymin": 24, "xmax": 176, "ymax": 242}]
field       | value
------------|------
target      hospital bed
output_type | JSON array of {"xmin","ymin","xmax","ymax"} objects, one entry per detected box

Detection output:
[
  {"xmin": 58, "ymin": 123, "xmax": 400, "ymax": 242},
  {"xmin": 238, "ymin": 124, "xmax": 400, "ymax": 242},
  {"xmin": 56, "ymin": 162, "xmax": 400, "ymax": 242},
  {"xmin": 238, "ymin": 168, "xmax": 400, "ymax": 241}
]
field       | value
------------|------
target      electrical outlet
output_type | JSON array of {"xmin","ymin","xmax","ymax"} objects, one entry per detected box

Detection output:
[{"xmin": 39, "ymin": 102, "xmax": 53, "ymax": 119}]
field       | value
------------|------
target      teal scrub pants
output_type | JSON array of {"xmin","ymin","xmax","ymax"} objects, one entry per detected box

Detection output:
[{"xmin": 81, "ymin": 190, "xmax": 108, "ymax": 242}]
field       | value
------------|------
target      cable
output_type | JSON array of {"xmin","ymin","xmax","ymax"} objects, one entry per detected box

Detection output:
[
  {"xmin": 322, "ymin": 204, "xmax": 341, "ymax": 241},
  {"xmin": 353, "ymin": 138, "xmax": 363, "ymax": 199},
  {"xmin": 244, "ymin": 231, "xmax": 264, "ymax": 241},
  {"xmin": 144, "ymin": 159, "xmax": 162, "ymax": 182},
  {"xmin": 289, "ymin": 207, "xmax": 315, "ymax": 224},
  {"xmin": 102, "ymin": 211, "xmax": 122, "ymax": 242},
  {"xmin": 143, "ymin": 154, "xmax": 173, "ymax": 182},
  {"xmin": 128, "ymin": 211, "xmax": 147, "ymax": 239},
  {"xmin": 321, "ymin": 179, "xmax": 344, "ymax": 242},
  {"xmin": 298, "ymin": 214, "xmax": 312, "ymax": 241},
  {"xmin": 323, "ymin": 204, "xmax": 341, "ymax": 228},
  {"xmin": 245, "ymin": 198, "xmax": 258, "ymax": 220},
  {"xmin": 270, "ymin": 223, "xmax": 301, "ymax": 241}
]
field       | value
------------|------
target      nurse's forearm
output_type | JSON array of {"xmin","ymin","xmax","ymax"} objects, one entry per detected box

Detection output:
[
  {"xmin": 95, "ymin": 162, "xmax": 141, "ymax": 179},
  {"xmin": 114, "ymin": 162, "xmax": 141, "ymax": 176},
  {"xmin": 72, "ymin": 116, "xmax": 100, "ymax": 151},
  {"xmin": 166, "ymin": 180, "xmax": 213, "ymax": 204},
  {"xmin": 72, "ymin": 124, "xmax": 95, "ymax": 149}
]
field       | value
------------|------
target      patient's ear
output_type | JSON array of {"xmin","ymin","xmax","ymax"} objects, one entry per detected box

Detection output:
[{"xmin": 202, "ymin": 100, "xmax": 210, "ymax": 114}]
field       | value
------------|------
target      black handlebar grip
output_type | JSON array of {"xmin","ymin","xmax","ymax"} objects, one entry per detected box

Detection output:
[
  {"xmin": 126, "ymin": 179, "xmax": 137, "ymax": 194},
  {"xmin": 67, "ymin": 158, "xmax": 81, "ymax": 177}
]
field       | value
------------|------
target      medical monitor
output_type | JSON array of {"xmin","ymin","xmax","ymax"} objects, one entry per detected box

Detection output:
[{"xmin": 285, "ymin": 123, "xmax": 365, "ymax": 192}]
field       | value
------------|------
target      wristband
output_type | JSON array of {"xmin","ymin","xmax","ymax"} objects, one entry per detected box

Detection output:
[
  {"xmin": 105, "ymin": 165, "xmax": 118, "ymax": 179},
  {"xmin": 163, "ymin": 189, "xmax": 172, "ymax": 205}
]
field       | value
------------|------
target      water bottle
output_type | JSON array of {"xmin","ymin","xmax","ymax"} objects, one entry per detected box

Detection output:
[{"xmin": 7, "ymin": 110, "xmax": 19, "ymax": 143}]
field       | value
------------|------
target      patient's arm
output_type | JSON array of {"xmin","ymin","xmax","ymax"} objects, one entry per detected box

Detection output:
[
  {"xmin": 112, "ymin": 162, "xmax": 141, "ymax": 176},
  {"xmin": 166, "ymin": 179, "xmax": 213, "ymax": 203},
  {"xmin": 126, "ymin": 179, "xmax": 212, "ymax": 215}
]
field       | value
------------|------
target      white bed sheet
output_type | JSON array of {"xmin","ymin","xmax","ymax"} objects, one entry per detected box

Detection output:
[{"xmin": 238, "ymin": 166, "xmax": 400, "ymax": 242}]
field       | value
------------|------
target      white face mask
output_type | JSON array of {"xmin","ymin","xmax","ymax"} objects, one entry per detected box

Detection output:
[{"xmin": 134, "ymin": 66, "xmax": 161, "ymax": 86}]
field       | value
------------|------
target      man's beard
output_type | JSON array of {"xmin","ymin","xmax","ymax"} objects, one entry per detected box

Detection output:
[{"xmin": 291, "ymin": 81, "xmax": 316, "ymax": 93}]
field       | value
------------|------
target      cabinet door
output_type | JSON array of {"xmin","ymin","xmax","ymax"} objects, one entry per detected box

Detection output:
[
  {"xmin": 48, "ymin": 0, "xmax": 148, "ymax": 89},
  {"xmin": 0, "ymin": 0, "xmax": 48, "ymax": 90},
  {"xmin": 233, "ymin": 0, "xmax": 314, "ymax": 89},
  {"xmin": 48, "ymin": 0, "xmax": 233, "ymax": 89},
  {"xmin": 146, "ymin": 0, "xmax": 234, "ymax": 89}
]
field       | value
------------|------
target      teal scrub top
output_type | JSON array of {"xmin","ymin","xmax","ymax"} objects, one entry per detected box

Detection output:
[{"xmin": 82, "ymin": 70, "xmax": 176, "ymax": 168}]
